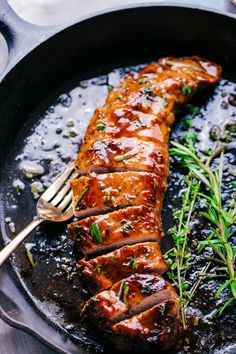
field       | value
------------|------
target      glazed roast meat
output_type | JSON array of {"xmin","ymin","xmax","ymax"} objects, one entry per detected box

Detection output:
[
  {"xmin": 68, "ymin": 56, "xmax": 221, "ymax": 351},
  {"xmin": 78, "ymin": 242, "xmax": 167, "ymax": 294},
  {"xmin": 68, "ymin": 205, "xmax": 163, "ymax": 256},
  {"xmin": 82, "ymin": 273, "xmax": 177, "ymax": 328},
  {"xmin": 111, "ymin": 298, "xmax": 180, "ymax": 351},
  {"xmin": 75, "ymin": 56, "xmax": 221, "ymax": 177},
  {"xmin": 70, "ymin": 171, "xmax": 165, "ymax": 218}
]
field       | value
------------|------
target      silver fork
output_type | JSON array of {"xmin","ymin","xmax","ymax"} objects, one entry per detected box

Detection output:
[{"xmin": 0, "ymin": 163, "xmax": 77, "ymax": 267}]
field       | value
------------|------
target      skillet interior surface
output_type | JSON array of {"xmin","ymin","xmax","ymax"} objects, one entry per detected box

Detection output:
[{"xmin": 0, "ymin": 5, "xmax": 236, "ymax": 354}]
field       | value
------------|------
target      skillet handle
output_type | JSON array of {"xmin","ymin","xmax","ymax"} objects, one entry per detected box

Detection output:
[{"xmin": 0, "ymin": 0, "xmax": 67, "ymax": 78}]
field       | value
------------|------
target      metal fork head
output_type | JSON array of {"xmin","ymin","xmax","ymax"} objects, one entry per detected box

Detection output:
[{"xmin": 36, "ymin": 163, "xmax": 78, "ymax": 222}]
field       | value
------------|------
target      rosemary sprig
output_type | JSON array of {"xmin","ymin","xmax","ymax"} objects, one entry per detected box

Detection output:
[
  {"xmin": 170, "ymin": 140, "xmax": 236, "ymax": 314},
  {"xmin": 165, "ymin": 173, "xmax": 200, "ymax": 329}
]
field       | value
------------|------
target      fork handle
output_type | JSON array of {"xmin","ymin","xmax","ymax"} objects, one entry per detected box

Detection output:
[{"xmin": 0, "ymin": 218, "xmax": 43, "ymax": 267}]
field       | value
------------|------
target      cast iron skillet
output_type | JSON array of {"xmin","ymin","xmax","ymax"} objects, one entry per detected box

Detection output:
[{"xmin": 0, "ymin": 1, "xmax": 236, "ymax": 353}]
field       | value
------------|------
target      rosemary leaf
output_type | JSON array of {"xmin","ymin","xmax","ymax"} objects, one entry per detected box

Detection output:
[{"xmin": 91, "ymin": 222, "xmax": 103, "ymax": 244}]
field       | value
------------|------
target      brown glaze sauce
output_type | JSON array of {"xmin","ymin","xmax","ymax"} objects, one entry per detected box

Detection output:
[{"xmin": 2, "ymin": 64, "xmax": 236, "ymax": 353}]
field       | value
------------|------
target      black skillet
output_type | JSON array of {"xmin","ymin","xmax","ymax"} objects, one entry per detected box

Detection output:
[{"xmin": 0, "ymin": 1, "xmax": 236, "ymax": 353}]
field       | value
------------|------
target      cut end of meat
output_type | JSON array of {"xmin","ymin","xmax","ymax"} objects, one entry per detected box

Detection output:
[
  {"xmin": 68, "ymin": 205, "xmax": 163, "ymax": 256},
  {"xmin": 78, "ymin": 242, "xmax": 167, "ymax": 294},
  {"xmin": 82, "ymin": 273, "xmax": 177, "ymax": 329},
  {"xmin": 111, "ymin": 298, "xmax": 180, "ymax": 352}
]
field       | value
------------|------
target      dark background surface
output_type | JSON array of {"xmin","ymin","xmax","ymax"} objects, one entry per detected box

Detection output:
[{"xmin": 0, "ymin": 0, "xmax": 236, "ymax": 353}]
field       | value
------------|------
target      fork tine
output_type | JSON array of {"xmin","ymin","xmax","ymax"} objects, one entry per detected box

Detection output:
[
  {"xmin": 57, "ymin": 190, "xmax": 73, "ymax": 211},
  {"xmin": 50, "ymin": 171, "xmax": 79, "ymax": 206},
  {"xmin": 41, "ymin": 163, "xmax": 75, "ymax": 202},
  {"xmin": 62, "ymin": 204, "xmax": 74, "ymax": 220},
  {"xmin": 51, "ymin": 182, "xmax": 71, "ymax": 206}
]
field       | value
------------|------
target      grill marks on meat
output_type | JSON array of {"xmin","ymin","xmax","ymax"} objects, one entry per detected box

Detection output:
[
  {"xmin": 68, "ymin": 56, "xmax": 221, "ymax": 351},
  {"xmin": 82, "ymin": 274, "xmax": 177, "ymax": 327},
  {"xmin": 78, "ymin": 243, "xmax": 167, "ymax": 294},
  {"xmin": 68, "ymin": 205, "xmax": 163, "ymax": 256},
  {"xmin": 71, "ymin": 171, "xmax": 165, "ymax": 218}
]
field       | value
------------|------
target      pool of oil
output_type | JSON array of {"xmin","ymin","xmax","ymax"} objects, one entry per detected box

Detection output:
[{"xmin": 1, "ymin": 64, "xmax": 236, "ymax": 353}]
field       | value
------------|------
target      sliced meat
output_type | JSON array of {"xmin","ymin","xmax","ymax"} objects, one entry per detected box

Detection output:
[
  {"xmin": 68, "ymin": 206, "xmax": 163, "ymax": 256},
  {"xmin": 71, "ymin": 171, "xmax": 165, "ymax": 218},
  {"xmin": 70, "ymin": 56, "xmax": 221, "ymax": 351},
  {"xmin": 111, "ymin": 298, "xmax": 180, "ymax": 352},
  {"xmin": 76, "ymin": 137, "xmax": 169, "ymax": 177},
  {"xmin": 78, "ymin": 242, "xmax": 167, "ymax": 294},
  {"xmin": 82, "ymin": 274, "xmax": 176, "ymax": 328}
]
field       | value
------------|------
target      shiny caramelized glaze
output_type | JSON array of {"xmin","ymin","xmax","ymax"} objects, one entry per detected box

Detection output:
[
  {"xmin": 112, "ymin": 298, "xmax": 180, "ymax": 351},
  {"xmin": 75, "ymin": 56, "xmax": 221, "ymax": 177},
  {"xmin": 78, "ymin": 243, "xmax": 167, "ymax": 294},
  {"xmin": 71, "ymin": 171, "xmax": 165, "ymax": 217},
  {"xmin": 68, "ymin": 206, "xmax": 163, "ymax": 256},
  {"xmin": 69, "ymin": 56, "xmax": 221, "ymax": 350},
  {"xmin": 83, "ymin": 274, "xmax": 176, "ymax": 327},
  {"xmin": 76, "ymin": 137, "xmax": 169, "ymax": 176}
]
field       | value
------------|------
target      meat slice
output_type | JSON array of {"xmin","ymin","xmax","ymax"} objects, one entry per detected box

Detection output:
[
  {"xmin": 82, "ymin": 274, "xmax": 176, "ymax": 328},
  {"xmin": 111, "ymin": 298, "xmax": 180, "ymax": 352},
  {"xmin": 68, "ymin": 206, "xmax": 163, "ymax": 256},
  {"xmin": 78, "ymin": 242, "xmax": 167, "ymax": 294},
  {"xmin": 70, "ymin": 171, "xmax": 165, "ymax": 218},
  {"xmin": 76, "ymin": 137, "xmax": 169, "ymax": 177}
]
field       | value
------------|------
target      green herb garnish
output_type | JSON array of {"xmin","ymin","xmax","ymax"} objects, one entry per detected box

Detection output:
[
  {"xmin": 122, "ymin": 223, "xmax": 133, "ymax": 233},
  {"xmin": 96, "ymin": 122, "xmax": 106, "ymax": 132},
  {"xmin": 186, "ymin": 104, "xmax": 200, "ymax": 117},
  {"xmin": 117, "ymin": 280, "xmax": 126, "ymax": 298},
  {"xmin": 183, "ymin": 133, "xmax": 198, "ymax": 143},
  {"xmin": 139, "ymin": 77, "xmax": 147, "ymax": 84},
  {"xmin": 114, "ymin": 153, "xmax": 136, "ymax": 162},
  {"xmin": 210, "ymin": 131, "xmax": 218, "ymax": 141},
  {"xmin": 91, "ymin": 222, "xmax": 103, "ymax": 244},
  {"xmin": 111, "ymin": 196, "xmax": 116, "ymax": 206},
  {"xmin": 126, "ymin": 256, "xmax": 137, "ymax": 269},
  {"xmin": 167, "ymin": 138, "xmax": 236, "ymax": 328},
  {"xmin": 143, "ymin": 85, "xmax": 153, "ymax": 94},
  {"xmin": 117, "ymin": 280, "xmax": 129, "ymax": 305},
  {"xmin": 69, "ymin": 130, "xmax": 77, "ymax": 138},
  {"xmin": 202, "ymin": 148, "xmax": 213, "ymax": 156},
  {"xmin": 75, "ymin": 186, "xmax": 89, "ymax": 209},
  {"xmin": 182, "ymin": 84, "xmax": 192, "ymax": 96},
  {"xmin": 183, "ymin": 118, "xmax": 193, "ymax": 129}
]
